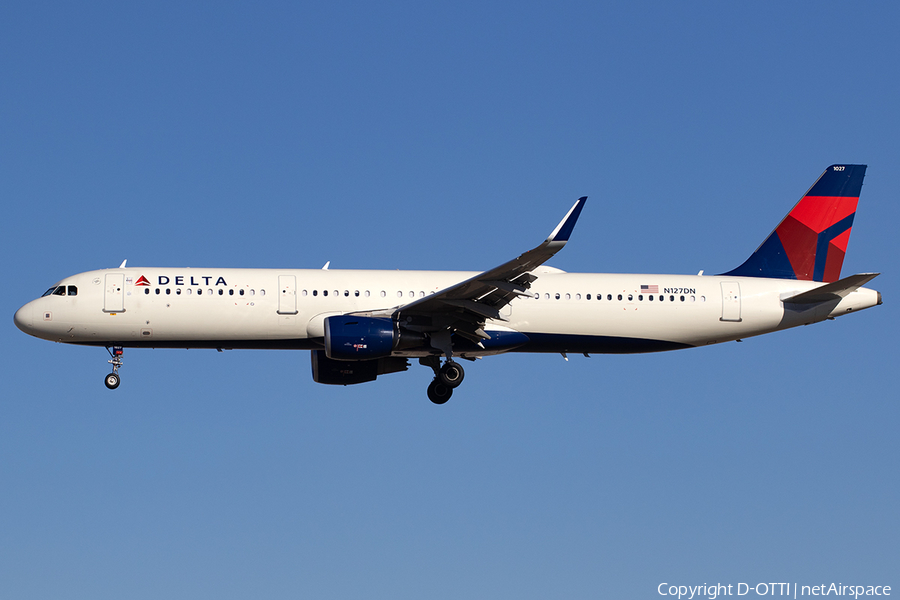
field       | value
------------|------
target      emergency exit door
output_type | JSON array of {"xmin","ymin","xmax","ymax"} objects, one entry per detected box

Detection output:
[
  {"xmin": 720, "ymin": 281, "xmax": 742, "ymax": 322},
  {"xmin": 103, "ymin": 273, "xmax": 125, "ymax": 313},
  {"xmin": 278, "ymin": 275, "xmax": 298, "ymax": 315}
]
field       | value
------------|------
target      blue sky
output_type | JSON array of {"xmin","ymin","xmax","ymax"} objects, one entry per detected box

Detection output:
[{"xmin": 1, "ymin": 2, "xmax": 898, "ymax": 598}]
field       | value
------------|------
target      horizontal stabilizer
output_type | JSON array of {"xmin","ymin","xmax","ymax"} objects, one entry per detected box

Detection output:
[{"xmin": 782, "ymin": 273, "xmax": 879, "ymax": 304}]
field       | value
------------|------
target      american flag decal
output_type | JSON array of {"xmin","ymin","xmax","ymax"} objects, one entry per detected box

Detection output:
[{"xmin": 641, "ymin": 284, "xmax": 659, "ymax": 294}]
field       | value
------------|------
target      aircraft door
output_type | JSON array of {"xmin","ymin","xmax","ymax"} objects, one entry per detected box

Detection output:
[
  {"xmin": 103, "ymin": 273, "xmax": 126, "ymax": 313},
  {"xmin": 720, "ymin": 281, "xmax": 741, "ymax": 322},
  {"xmin": 278, "ymin": 275, "xmax": 298, "ymax": 315}
]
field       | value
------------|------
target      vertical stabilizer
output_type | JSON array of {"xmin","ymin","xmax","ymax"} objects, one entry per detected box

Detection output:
[{"xmin": 723, "ymin": 164, "xmax": 866, "ymax": 282}]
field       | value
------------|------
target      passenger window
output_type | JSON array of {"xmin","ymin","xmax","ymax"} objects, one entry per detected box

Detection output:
[
  {"xmin": 239, "ymin": 289, "xmax": 245, "ymax": 296},
  {"xmin": 354, "ymin": 290, "xmax": 360, "ymax": 297},
  {"xmin": 156, "ymin": 288, "xmax": 161, "ymax": 295},
  {"xmin": 229, "ymin": 289, "xmax": 234, "ymax": 296},
  {"xmin": 617, "ymin": 294, "xmax": 622, "ymax": 301},
  {"xmin": 670, "ymin": 295, "xmax": 675, "ymax": 302},
  {"xmin": 250, "ymin": 289, "xmax": 256, "ymax": 296},
  {"xmin": 586, "ymin": 294, "xmax": 591, "ymax": 300},
  {"xmin": 166, "ymin": 289, "xmax": 171, "ymax": 295},
  {"xmin": 313, "ymin": 290, "xmax": 318, "ymax": 296},
  {"xmin": 680, "ymin": 295, "xmax": 685, "ymax": 302},
  {"xmin": 218, "ymin": 289, "xmax": 223, "ymax": 296},
  {"xmin": 607, "ymin": 294, "xmax": 612, "ymax": 301},
  {"xmin": 638, "ymin": 295, "xmax": 643, "ymax": 301},
  {"xmin": 67, "ymin": 286, "xmax": 78, "ymax": 296},
  {"xmin": 144, "ymin": 288, "xmax": 150, "ymax": 295},
  {"xmin": 176, "ymin": 288, "xmax": 182, "ymax": 295},
  {"xmin": 380, "ymin": 291, "xmax": 386, "ymax": 297},
  {"xmin": 198, "ymin": 289, "xmax": 203, "ymax": 296},
  {"xmin": 628, "ymin": 294, "xmax": 633, "ymax": 301},
  {"xmin": 260, "ymin": 290, "xmax": 265, "ymax": 296},
  {"xmin": 208, "ymin": 289, "xmax": 213, "ymax": 296},
  {"xmin": 323, "ymin": 290, "xmax": 328, "ymax": 297},
  {"xmin": 344, "ymin": 290, "xmax": 349, "ymax": 297},
  {"xmin": 565, "ymin": 293, "xmax": 571, "ymax": 300}
]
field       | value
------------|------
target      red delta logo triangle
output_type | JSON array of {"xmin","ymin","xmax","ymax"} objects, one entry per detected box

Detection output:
[{"xmin": 135, "ymin": 275, "xmax": 151, "ymax": 287}]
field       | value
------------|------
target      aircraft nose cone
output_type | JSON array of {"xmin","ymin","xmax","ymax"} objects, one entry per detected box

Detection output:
[{"xmin": 14, "ymin": 303, "xmax": 33, "ymax": 333}]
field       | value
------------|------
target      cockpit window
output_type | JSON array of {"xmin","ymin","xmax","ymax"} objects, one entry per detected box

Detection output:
[{"xmin": 41, "ymin": 285, "xmax": 75, "ymax": 297}]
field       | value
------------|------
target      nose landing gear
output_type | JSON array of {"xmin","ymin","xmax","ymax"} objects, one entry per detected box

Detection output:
[
  {"xmin": 105, "ymin": 346, "xmax": 123, "ymax": 389},
  {"xmin": 420, "ymin": 356, "xmax": 465, "ymax": 404}
]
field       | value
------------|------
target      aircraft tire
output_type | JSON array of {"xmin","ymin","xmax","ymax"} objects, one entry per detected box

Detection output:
[
  {"xmin": 439, "ymin": 361, "xmax": 465, "ymax": 388},
  {"xmin": 427, "ymin": 379, "xmax": 452, "ymax": 404},
  {"xmin": 105, "ymin": 373, "xmax": 120, "ymax": 390}
]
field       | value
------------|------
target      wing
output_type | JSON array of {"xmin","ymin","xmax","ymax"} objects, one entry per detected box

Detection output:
[{"xmin": 391, "ymin": 197, "xmax": 587, "ymax": 347}]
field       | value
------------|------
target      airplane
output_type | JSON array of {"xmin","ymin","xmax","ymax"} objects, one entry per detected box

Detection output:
[{"xmin": 14, "ymin": 164, "xmax": 881, "ymax": 404}]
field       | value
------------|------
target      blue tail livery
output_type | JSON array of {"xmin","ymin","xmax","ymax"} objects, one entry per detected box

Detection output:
[{"xmin": 724, "ymin": 164, "xmax": 866, "ymax": 282}]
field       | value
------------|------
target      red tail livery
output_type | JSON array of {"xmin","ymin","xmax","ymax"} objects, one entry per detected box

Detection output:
[{"xmin": 725, "ymin": 164, "xmax": 866, "ymax": 282}]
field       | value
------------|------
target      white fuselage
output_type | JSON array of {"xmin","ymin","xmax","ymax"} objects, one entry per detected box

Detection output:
[{"xmin": 14, "ymin": 267, "xmax": 881, "ymax": 356}]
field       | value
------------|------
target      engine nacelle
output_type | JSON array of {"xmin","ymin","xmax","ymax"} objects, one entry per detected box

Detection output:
[
  {"xmin": 324, "ymin": 316, "xmax": 397, "ymax": 360},
  {"xmin": 311, "ymin": 350, "xmax": 408, "ymax": 385}
]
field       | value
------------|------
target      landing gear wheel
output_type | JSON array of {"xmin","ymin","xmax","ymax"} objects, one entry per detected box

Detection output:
[
  {"xmin": 439, "ymin": 360, "xmax": 465, "ymax": 388},
  {"xmin": 105, "ymin": 346, "xmax": 124, "ymax": 390},
  {"xmin": 427, "ymin": 379, "xmax": 453, "ymax": 404},
  {"xmin": 105, "ymin": 373, "xmax": 120, "ymax": 390}
]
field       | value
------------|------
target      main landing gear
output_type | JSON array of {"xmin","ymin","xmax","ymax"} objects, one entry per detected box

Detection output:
[
  {"xmin": 105, "ymin": 346, "xmax": 123, "ymax": 389},
  {"xmin": 421, "ymin": 356, "xmax": 465, "ymax": 404}
]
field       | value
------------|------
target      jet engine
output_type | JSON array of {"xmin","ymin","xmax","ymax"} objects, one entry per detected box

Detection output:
[
  {"xmin": 311, "ymin": 350, "xmax": 408, "ymax": 385},
  {"xmin": 325, "ymin": 316, "xmax": 394, "ymax": 360},
  {"xmin": 324, "ymin": 315, "xmax": 427, "ymax": 361}
]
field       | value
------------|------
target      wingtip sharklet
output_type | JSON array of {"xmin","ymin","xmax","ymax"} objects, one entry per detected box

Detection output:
[{"xmin": 547, "ymin": 196, "xmax": 587, "ymax": 243}]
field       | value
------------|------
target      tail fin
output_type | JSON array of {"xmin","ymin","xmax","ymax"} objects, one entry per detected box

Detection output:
[{"xmin": 723, "ymin": 164, "xmax": 866, "ymax": 282}]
